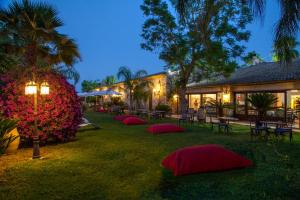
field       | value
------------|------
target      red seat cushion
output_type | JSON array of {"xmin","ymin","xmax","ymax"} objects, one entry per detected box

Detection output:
[
  {"xmin": 162, "ymin": 144, "xmax": 252, "ymax": 176},
  {"xmin": 98, "ymin": 108, "xmax": 108, "ymax": 113},
  {"xmin": 147, "ymin": 123, "xmax": 184, "ymax": 134},
  {"xmin": 113, "ymin": 114, "xmax": 135, "ymax": 121},
  {"xmin": 123, "ymin": 117, "xmax": 147, "ymax": 125}
]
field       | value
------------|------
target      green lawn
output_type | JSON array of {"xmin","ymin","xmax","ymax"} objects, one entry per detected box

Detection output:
[{"xmin": 1, "ymin": 112, "xmax": 300, "ymax": 200}]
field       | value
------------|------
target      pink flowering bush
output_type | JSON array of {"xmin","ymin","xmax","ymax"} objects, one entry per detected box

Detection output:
[{"xmin": 0, "ymin": 69, "xmax": 82, "ymax": 143}]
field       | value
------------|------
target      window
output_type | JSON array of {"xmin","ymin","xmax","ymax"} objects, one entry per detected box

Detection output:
[
  {"xmin": 235, "ymin": 93, "xmax": 246, "ymax": 115},
  {"xmin": 202, "ymin": 94, "xmax": 216, "ymax": 105},
  {"xmin": 189, "ymin": 94, "xmax": 201, "ymax": 109}
]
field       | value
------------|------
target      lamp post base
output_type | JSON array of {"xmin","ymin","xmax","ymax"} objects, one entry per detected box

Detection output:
[{"xmin": 32, "ymin": 136, "xmax": 40, "ymax": 159}]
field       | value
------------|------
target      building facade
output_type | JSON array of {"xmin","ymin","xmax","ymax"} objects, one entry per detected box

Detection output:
[
  {"xmin": 186, "ymin": 59, "xmax": 300, "ymax": 120},
  {"xmin": 97, "ymin": 72, "xmax": 168, "ymax": 110}
]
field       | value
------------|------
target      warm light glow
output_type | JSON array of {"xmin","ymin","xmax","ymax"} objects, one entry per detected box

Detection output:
[
  {"xmin": 223, "ymin": 93, "xmax": 230, "ymax": 103},
  {"xmin": 173, "ymin": 94, "xmax": 178, "ymax": 99},
  {"xmin": 153, "ymin": 88, "xmax": 157, "ymax": 93},
  {"xmin": 25, "ymin": 81, "xmax": 37, "ymax": 95},
  {"xmin": 291, "ymin": 95, "xmax": 300, "ymax": 109},
  {"xmin": 40, "ymin": 82, "xmax": 50, "ymax": 95}
]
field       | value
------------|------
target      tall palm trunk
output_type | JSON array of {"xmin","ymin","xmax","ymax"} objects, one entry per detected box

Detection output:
[
  {"xmin": 25, "ymin": 43, "xmax": 37, "ymax": 68},
  {"xmin": 129, "ymin": 90, "xmax": 133, "ymax": 111}
]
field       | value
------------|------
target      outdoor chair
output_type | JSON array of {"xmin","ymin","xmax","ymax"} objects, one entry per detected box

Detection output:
[
  {"xmin": 178, "ymin": 112, "xmax": 194, "ymax": 126},
  {"xmin": 274, "ymin": 115, "xmax": 295, "ymax": 142},
  {"xmin": 250, "ymin": 121, "xmax": 269, "ymax": 141},
  {"xmin": 208, "ymin": 113, "xmax": 218, "ymax": 130},
  {"xmin": 218, "ymin": 118, "xmax": 231, "ymax": 134},
  {"xmin": 196, "ymin": 108, "xmax": 206, "ymax": 124}
]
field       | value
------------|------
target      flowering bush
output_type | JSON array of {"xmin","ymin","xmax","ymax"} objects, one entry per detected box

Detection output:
[{"xmin": 0, "ymin": 69, "xmax": 82, "ymax": 143}]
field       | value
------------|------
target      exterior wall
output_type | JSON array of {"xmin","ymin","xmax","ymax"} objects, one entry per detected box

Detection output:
[{"xmin": 96, "ymin": 73, "xmax": 168, "ymax": 110}]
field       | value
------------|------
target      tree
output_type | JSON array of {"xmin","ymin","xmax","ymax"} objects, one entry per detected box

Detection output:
[
  {"xmin": 141, "ymin": 0, "xmax": 252, "ymax": 113},
  {"xmin": 117, "ymin": 66, "xmax": 148, "ymax": 111},
  {"xmin": 176, "ymin": 0, "xmax": 300, "ymax": 65},
  {"xmin": 102, "ymin": 75, "xmax": 117, "ymax": 87},
  {"xmin": 81, "ymin": 80, "xmax": 100, "ymax": 92},
  {"xmin": 273, "ymin": 36, "xmax": 299, "ymax": 64},
  {"xmin": 242, "ymin": 51, "xmax": 264, "ymax": 66},
  {"xmin": 132, "ymin": 79, "xmax": 153, "ymax": 109},
  {"xmin": 0, "ymin": 0, "xmax": 81, "ymax": 73}
]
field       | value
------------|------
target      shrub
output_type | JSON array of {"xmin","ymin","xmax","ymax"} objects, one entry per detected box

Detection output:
[
  {"xmin": 0, "ymin": 69, "xmax": 82, "ymax": 143},
  {"xmin": 155, "ymin": 104, "xmax": 171, "ymax": 112},
  {"xmin": 0, "ymin": 117, "xmax": 18, "ymax": 155}
]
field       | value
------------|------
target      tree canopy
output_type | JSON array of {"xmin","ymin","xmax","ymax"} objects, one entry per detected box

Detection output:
[
  {"xmin": 0, "ymin": 0, "xmax": 81, "ymax": 76},
  {"xmin": 141, "ymin": 0, "xmax": 252, "ymax": 111}
]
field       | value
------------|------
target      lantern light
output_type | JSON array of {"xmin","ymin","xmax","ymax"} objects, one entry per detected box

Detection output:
[
  {"xmin": 40, "ymin": 82, "xmax": 50, "ymax": 95},
  {"xmin": 25, "ymin": 81, "xmax": 37, "ymax": 95},
  {"xmin": 223, "ymin": 93, "xmax": 230, "ymax": 103}
]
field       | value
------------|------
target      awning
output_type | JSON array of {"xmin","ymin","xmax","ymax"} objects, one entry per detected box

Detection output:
[{"xmin": 78, "ymin": 89, "xmax": 121, "ymax": 97}]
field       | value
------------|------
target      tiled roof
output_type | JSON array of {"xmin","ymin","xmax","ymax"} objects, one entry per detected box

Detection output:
[{"xmin": 188, "ymin": 59, "xmax": 300, "ymax": 87}]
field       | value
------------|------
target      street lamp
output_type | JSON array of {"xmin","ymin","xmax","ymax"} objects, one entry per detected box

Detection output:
[{"xmin": 25, "ymin": 81, "xmax": 50, "ymax": 159}]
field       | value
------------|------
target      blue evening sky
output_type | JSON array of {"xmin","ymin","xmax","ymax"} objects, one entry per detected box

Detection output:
[{"xmin": 2, "ymin": 0, "xmax": 300, "ymax": 91}]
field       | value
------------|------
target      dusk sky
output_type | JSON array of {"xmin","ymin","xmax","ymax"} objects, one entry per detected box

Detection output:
[{"xmin": 2, "ymin": 0, "xmax": 300, "ymax": 91}]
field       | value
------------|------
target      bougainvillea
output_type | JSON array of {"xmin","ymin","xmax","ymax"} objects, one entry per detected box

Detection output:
[{"xmin": 0, "ymin": 69, "xmax": 82, "ymax": 143}]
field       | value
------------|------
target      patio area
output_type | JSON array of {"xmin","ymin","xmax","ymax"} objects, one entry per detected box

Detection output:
[{"xmin": 1, "ymin": 112, "xmax": 300, "ymax": 200}]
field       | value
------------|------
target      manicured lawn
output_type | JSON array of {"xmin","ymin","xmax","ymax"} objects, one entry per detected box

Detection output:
[{"xmin": 1, "ymin": 112, "xmax": 300, "ymax": 200}]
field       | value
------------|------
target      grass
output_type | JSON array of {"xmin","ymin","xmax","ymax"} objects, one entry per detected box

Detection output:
[{"xmin": 1, "ymin": 112, "xmax": 300, "ymax": 200}]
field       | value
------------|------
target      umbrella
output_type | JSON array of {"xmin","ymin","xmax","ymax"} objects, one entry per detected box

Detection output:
[{"xmin": 105, "ymin": 89, "xmax": 121, "ymax": 96}]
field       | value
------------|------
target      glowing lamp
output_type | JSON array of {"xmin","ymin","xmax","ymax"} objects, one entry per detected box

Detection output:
[
  {"xmin": 40, "ymin": 82, "xmax": 50, "ymax": 95},
  {"xmin": 25, "ymin": 81, "xmax": 37, "ymax": 95},
  {"xmin": 223, "ymin": 93, "xmax": 230, "ymax": 103},
  {"xmin": 173, "ymin": 94, "xmax": 178, "ymax": 99}
]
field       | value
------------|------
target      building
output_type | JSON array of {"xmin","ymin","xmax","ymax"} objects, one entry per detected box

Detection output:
[
  {"xmin": 187, "ymin": 59, "xmax": 300, "ymax": 120},
  {"xmin": 97, "ymin": 72, "xmax": 168, "ymax": 110}
]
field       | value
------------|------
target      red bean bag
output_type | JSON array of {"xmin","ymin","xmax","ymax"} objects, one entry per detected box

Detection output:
[
  {"xmin": 113, "ymin": 114, "xmax": 135, "ymax": 121},
  {"xmin": 162, "ymin": 144, "xmax": 252, "ymax": 176},
  {"xmin": 122, "ymin": 117, "xmax": 147, "ymax": 125},
  {"xmin": 97, "ymin": 108, "xmax": 108, "ymax": 113},
  {"xmin": 147, "ymin": 123, "xmax": 184, "ymax": 134}
]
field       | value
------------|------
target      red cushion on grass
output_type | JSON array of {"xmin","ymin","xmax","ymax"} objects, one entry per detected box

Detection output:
[
  {"xmin": 113, "ymin": 114, "xmax": 135, "ymax": 121},
  {"xmin": 162, "ymin": 144, "xmax": 252, "ymax": 176},
  {"xmin": 147, "ymin": 123, "xmax": 184, "ymax": 134},
  {"xmin": 97, "ymin": 109, "xmax": 108, "ymax": 113},
  {"xmin": 123, "ymin": 117, "xmax": 147, "ymax": 125}
]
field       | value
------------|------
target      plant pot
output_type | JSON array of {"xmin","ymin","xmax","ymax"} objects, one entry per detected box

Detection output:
[{"xmin": 4, "ymin": 128, "xmax": 20, "ymax": 154}]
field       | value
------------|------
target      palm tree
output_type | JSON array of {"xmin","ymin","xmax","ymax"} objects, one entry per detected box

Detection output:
[
  {"xmin": 132, "ymin": 79, "xmax": 153, "ymax": 109},
  {"xmin": 117, "ymin": 66, "xmax": 148, "ymax": 111},
  {"xmin": 247, "ymin": 93, "xmax": 278, "ymax": 121},
  {"xmin": 175, "ymin": 0, "xmax": 300, "ymax": 65},
  {"xmin": 0, "ymin": 0, "xmax": 81, "ymax": 72},
  {"xmin": 273, "ymin": 36, "xmax": 299, "ymax": 65},
  {"xmin": 102, "ymin": 75, "xmax": 117, "ymax": 87}
]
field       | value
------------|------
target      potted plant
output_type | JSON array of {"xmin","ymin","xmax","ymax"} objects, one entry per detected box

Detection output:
[
  {"xmin": 0, "ymin": 118, "xmax": 19, "ymax": 155},
  {"xmin": 247, "ymin": 93, "xmax": 278, "ymax": 125}
]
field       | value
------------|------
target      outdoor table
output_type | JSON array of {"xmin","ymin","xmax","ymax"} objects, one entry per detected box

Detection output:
[
  {"xmin": 260, "ymin": 121, "xmax": 293, "ymax": 142},
  {"xmin": 155, "ymin": 111, "xmax": 166, "ymax": 119},
  {"xmin": 260, "ymin": 121, "xmax": 288, "ymax": 128}
]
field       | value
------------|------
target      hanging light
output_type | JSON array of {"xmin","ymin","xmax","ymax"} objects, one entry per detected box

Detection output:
[
  {"xmin": 25, "ymin": 81, "xmax": 37, "ymax": 95},
  {"xmin": 40, "ymin": 81, "xmax": 50, "ymax": 95}
]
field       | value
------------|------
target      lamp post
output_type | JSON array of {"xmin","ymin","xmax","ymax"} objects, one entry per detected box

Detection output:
[{"xmin": 25, "ymin": 81, "xmax": 50, "ymax": 159}]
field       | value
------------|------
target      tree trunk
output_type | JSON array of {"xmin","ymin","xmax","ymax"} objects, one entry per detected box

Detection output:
[
  {"xmin": 129, "ymin": 91, "xmax": 133, "ymax": 112},
  {"xmin": 179, "ymin": 85, "xmax": 188, "ymax": 115},
  {"xmin": 25, "ymin": 43, "xmax": 37, "ymax": 67}
]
